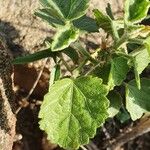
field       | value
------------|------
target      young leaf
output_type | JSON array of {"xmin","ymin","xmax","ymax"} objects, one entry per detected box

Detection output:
[
  {"xmin": 106, "ymin": 3, "xmax": 114, "ymax": 20},
  {"xmin": 108, "ymin": 57, "xmax": 129, "ymax": 90},
  {"xmin": 93, "ymin": 9, "xmax": 119, "ymax": 40},
  {"xmin": 12, "ymin": 49, "xmax": 55, "ymax": 64},
  {"xmin": 126, "ymin": 78, "xmax": 150, "ymax": 121},
  {"xmin": 93, "ymin": 9, "xmax": 112, "ymax": 35},
  {"xmin": 39, "ymin": 0, "xmax": 90, "ymax": 21},
  {"xmin": 35, "ymin": 8, "xmax": 65, "ymax": 26},
  {"xmin": 39, "ymin": 76, "xmax": 109, "ymax": 149},
  {"xmin": 51, "ymin": 24, "xmax": 79, "ymax": 51},
  {"xmin": 73, "ymin": 15, "xmax": 99, "ymax": 33},
  {"xmin": 124, "ymin": 0, "xmax": 150, "ymax": 24},
  {"xmin": 130, "ymin": 48, "xmax": 150, "ymax": 89},
  {"xmin": 107, "ymin": 91, "xmax": 122, "ymax": 118}
]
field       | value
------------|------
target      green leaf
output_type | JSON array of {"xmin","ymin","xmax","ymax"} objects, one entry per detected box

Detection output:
[
  {"xmin": 144, "ymin": 36, "xmax": 150, "ymax": 57},
  {"xmin": 131, "ymin": 48, "xmax": 150, "ymax": 74},
  {"xmin": 62, "ymin": 47, "xmax": 79, "ymax": 64},
  {"xmin": 125, "ymin": 0, "xmax": 150, "ymax": 24},
  {"xmin": 116, "ymin": 108, "xmax": 131, "ymax": 123},
  {"xmin": 39, "ymin": 0, "xmax": 89, "ymax": 21},
  {"xmin": 35, "ymin": 8, "xmax": 65, "ymax": 26},
  {"xmin": 12, "ymin": 49, "xmax": 55, "ymax": 64},
  {"xmin": 73, "ymin": 15, "xmax": 99, "ymax": 32},
  {"xmin": 91, "ymin": 64, "xmax": 111, "ymax": 85},
  {"xmin": 39, "ymin": 76, "xmax": 109, "ymax": 149},
  {"xmin": 126, "ymin": 78, "xmax": 150, "ymax": 121},
  {"xmin": 107, "ymin": 91, "xmax": 122, "ymax": 118},
  {"xmin": 93, "ymin": 9, "xmax": 119, "ymax": 40},
  {"xmin": 106, "ymin": 3, "xmax": 114, "ymax": 20},
  {"xmin": 93, "ymin": 9, "xmax": 112, "ymax": 34},
  {"xmin": 108, "ymin": 57, "xmax": 129, "ymax": 90},
  {"xmin": 51, "ymin": 24, "xmax": 79, "ymax": 51},
  {"xmin": 91, "ymin": 57, "xmax": 129, "ymax": 90},
  {"xmin": 73, "ymin": 42, "xmax": 98, "ymax": 64},
  {"xmin": 130, "ymin": 48, "xmax": 150, "ymax": 89}
]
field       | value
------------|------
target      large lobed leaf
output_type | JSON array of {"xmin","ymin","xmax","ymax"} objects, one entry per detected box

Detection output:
[
  {"xmin": 126, "ymin": 78, "xmax": 150, "ymax": 121},
  {"xmin": 125, "ymin": 0, "xmax": 150, "ymax": 24},
  {"xmin": 39, "ymin": 76, "xmax": 109, "ymax": 149}
]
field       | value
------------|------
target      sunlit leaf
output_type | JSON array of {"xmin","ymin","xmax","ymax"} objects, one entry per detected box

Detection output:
[
  {"xmin": 130, "ymin": 48, "xmax": 150, "ymax": 89},
  {"xmin": 39, "ymin": 0, "xmax": 90, "ymax": 21},
  {"xmin": 39, "ymin": 76, "xmax": 109, "ymax": 149},
  {"xmin": 35, "ymin": 8, "xmax": 65, "ymax": 26},
  {"xmin": 125, "ymin": 0, "xmax": 150, "ymax": 24},
  {"xmin": 51, "ymin": 24, "xmax": 79, "ymax": 51}
]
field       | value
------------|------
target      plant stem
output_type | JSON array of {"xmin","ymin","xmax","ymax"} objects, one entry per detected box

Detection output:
[
  {"xmin": 72, "ymin": 42, "xmax": 98, "ymax": 64},
  {"xmin": 85, "ymin": 61, "xmax": 104, "ymax": 76},
  {"xmin": 114, "ymin": 33, "xmax": 128, "ymax": 50},
  {"xmin": 115, "ymin": 51, "xmax": 132, "ymax": 59},
  {"xmin": 73, "ymin": 58, "xmax": 88, "ymax": 78}
]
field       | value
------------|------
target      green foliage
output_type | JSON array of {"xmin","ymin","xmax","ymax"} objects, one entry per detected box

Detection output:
[
  {"xmin": 13, "ymin": 0, "xmax": 150, "ymax": 149},
  {"xmin": 51, "ymin": 24, "xmax": 79, "ymax": 51},
  {"xmin": 39, "ymin": 0, "xmax": 90, "ymax": 21},
  {"xmin": 63, "ymin": 47, "xmax": 79, "ymax": 64},
  {"xmin": 144, "ymin": 36, "xmax": 150, "ymax": 56},
  {"xmin": 125, "ymin": 0, "xmax": 150, "ymax": 24},
  {"xmin": 126, "ymin": 78, "xmax": 150, "ymax": 120},
  {"xmin": 107, "ymin": 91, "xmax": 122, "ymax": 118},
  {"xmin": 73, "ymin": 15, "xmax": 99, "ymax": 32},
  {"xmin": 35, "ymin": 8, "xmax": 65, "ymax": 26},
  {"xmin": 130, "ymin": 48, "xmax": 150, "ymax": 89},
  {"xmin": 108, "ymin": 57, "xmax": 129, "ymax": 90},
  {"xmin": 39, "ymin": 76, "xmax": 109, "ymax": 149},
  {"xmin": 93, "ymin": 9, "xmax": 112, "ymax": 34},
  {"xmin": 36, "ymin": 0, "xmax": 92, "ymax": 51},
  {"xmin": 116, "ymin": 108, "xmax": 131, "ymax": 123}
]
